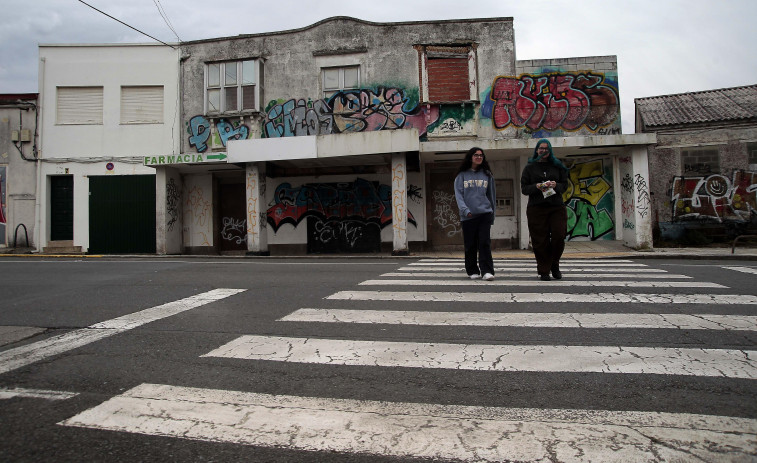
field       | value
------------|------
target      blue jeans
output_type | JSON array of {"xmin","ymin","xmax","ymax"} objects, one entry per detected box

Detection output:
[{"xmin": 462, "ymin": 213, "xmax": 494, "ymax": 276}]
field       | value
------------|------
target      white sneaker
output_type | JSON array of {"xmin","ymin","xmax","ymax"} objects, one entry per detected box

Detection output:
[
  {"xmin": 482, "ymin": 273, "xmax": 494, "ymax": 281},
  {"xmin": 469, "ymin": 274, "xmax": 481, "ymax": 280}
]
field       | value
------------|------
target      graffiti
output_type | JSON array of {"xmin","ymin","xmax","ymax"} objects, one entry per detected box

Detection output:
[
  {"xmin": 262, "ymin": 87, "xmax": 440, "ymax": 138},
  {"xmin": 246, "ymin": 172, "xmax": 258, "ymax": 242},
  {"xmin": 567, "ymin": 200, "xmax": 614, "ymax": 240},
  {"xmin": 166, "ymin": 178, "xmax": 180, "ymax": 231},
  {"xmin": 185, "ymin": 185, "xmax": 211, "ymax": 246},
  {"xmin": 619, "ymin": 156, "xmax": 631, "ymax": 164},
  {"xmin": 620, "ymin": 173, "xmax": 634, "ymax": 194},
  {"xmin": 188, "ymin": 115, "xmax": 211, "ymax": 152},
  {"xmin": 308, "ymin": 218, "xmax": 381, "ymax": 253},
  {"xmin": 216, "ymin": 119, "xmax": 249, "ymax": 147},
  {"xmin": 597, "ymin": 127, "xmax": 622, "ymax": 135},
  {"xmin": 564, "ymin": 159, "xmax": 615, "ymax": 240},
  {"xmin": 487, "ymin": 72, "xmax": 619, "ymax": 132},
  {"xmin": 266, "ymin": 178, "xmax": 416, "ymax": 232},
  {"xmin": 623, "ymin": 219, "xmax": 636, "ymax": 230},
  {"xmin": 408, "ymin": 184, "xmax": 423, "ymax": 204},
  {"xmin": 187, "ymin": 115, "xmax": 250, "ymax": 153},
  {"xmin": 432, "ymin": 190, "xmax": 462, "ymax": 238},
  {"xmin": 671, "ymin": 170, "xmax": 757, "ymax": 222},
  {"xmin": 622, "ymin": 199, "xmax": 635, "ymax": 218},
  {"xmin": 392, "ymin": 162, "xmax": 407, "ymax": 237},
  {"xmin": 436, "ymin": 118, "xmax": 463, "ymax": 133},
  {"xmin": 264, "ymin": 98, "xmax": 332, "ymax": 137},
  {"xmin": 221, "ymin": 216, "xmax": 247, "ymax": 244},
  {"xmin": 635, "ymin": 174, "xmax": 650, "ymax": 218},
  {"xmin": 0, "ymin": 167, "xmax": 6, "ymax": 238}
]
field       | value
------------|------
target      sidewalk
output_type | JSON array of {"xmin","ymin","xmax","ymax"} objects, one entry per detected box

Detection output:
[{"xmin": 2, "ymin": 240, "xmax": 757, "ymax": 259}]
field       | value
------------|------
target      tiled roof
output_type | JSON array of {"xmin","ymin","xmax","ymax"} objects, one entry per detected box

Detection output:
[{"xmin": 635, "ymin": 84, "xmax": 757, "ymax": 128}]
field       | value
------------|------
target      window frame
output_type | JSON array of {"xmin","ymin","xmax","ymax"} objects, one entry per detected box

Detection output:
[
  {"xmin": 417, "ymin": 44, "xmax": 478, "ymax": 104},
  {"xmin": 205, "ymin": 59, "xmax": 261, "ymax": 115},
  {"xmin": 322, "ymin": 65, "xmax": 360, "ymax": 99}
]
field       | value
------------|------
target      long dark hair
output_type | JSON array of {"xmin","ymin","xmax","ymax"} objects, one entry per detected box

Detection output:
[{"xmin": 456, "ymin": 146, "xmax": 492, "ymax": 176}]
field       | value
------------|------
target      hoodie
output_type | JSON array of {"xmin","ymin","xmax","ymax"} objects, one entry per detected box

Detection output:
[{"xmin": 454, "ymin": 168, "xmax": 496, "ymax": 221}]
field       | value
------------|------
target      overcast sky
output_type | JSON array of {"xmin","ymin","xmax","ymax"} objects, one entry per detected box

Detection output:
[{"xmin": 1, "ymin": 0, "xmax": 755, "ymax": 134}]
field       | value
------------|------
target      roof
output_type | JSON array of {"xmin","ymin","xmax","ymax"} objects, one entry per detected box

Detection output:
[{"xmin": 635, "ymin": 84, "xmax": 757, "ymax": 129}]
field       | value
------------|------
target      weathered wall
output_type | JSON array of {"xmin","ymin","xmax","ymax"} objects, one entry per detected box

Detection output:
[
  {"xmin": 180, "ymin": 17, "xmax": 515, "ymax": 152},
  {"xmin": 479, "ymin": 56, "xmax": 621, "ymax": 139},
  {"xmin": 648, "ymin": 125, "xmax": 757, "ymax": 240},
  {"xmin": 0, "ymin": 102, "xmax": 37, "ymax": 247}
]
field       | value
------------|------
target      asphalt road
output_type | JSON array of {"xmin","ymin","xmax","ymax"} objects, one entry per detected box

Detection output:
[{"xmin": 0, "ymin": 256, "xmax": 756, "ymax": 462}]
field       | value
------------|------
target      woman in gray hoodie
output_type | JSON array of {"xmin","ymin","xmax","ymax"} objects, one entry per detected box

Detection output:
[{"xmin": 454, "ymin": 147, "xmax": 496, "ymax": 281}]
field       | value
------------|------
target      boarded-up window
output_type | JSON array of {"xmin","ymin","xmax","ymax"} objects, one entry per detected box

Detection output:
[
  {"xmin": 426, "ymin": 47, "xmax": 471, "ymax": 103},
  {"xmin": 121, "ymin": 86, "xmax": 164, "ymax": 124},
  {"xmin": 681, "ymin": 146, "xmax": 720, "ymax": 176},
  {"xmin": 56, "ymin": 87, "xmax": 103, "ymax": 124}
]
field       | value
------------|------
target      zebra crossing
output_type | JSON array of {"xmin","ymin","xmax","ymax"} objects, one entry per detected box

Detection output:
[{"xmin": 60, "ymin": 258, "xmax": 757, "ymax": 461}]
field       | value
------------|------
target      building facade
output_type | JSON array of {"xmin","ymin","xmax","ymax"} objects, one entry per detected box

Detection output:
[
  {"xmin": 635, "ymin": 85, "xmax": 757, "ymax": 244},
  {"xmin": 37, "ymin": 44, "xmax": 180, "ymax": 253},
  {"xmin": 0, "ymin": 93, "xmax": 38, "ymax": 249},
  {"xmin": 149, "ymin": 16, "xmax": 653, "ymax": 256}
]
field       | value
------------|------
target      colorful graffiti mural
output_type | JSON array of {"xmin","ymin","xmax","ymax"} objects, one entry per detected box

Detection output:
[
  {"xmin": 262, "ymin": 87, "xmax": 440, "ymax": 139},
  {"xmin": 482, "ymin": 72, "xmax": 619, "ymax": 134},
  {"xmin": 564, "ymin": 159, "xmax": 615, "ymax": 240},
  {"xmin": 671, "ymin": 170, "xmax": 757, "ymax": 222},
  {"xmin": 266, "ymin": 178, "xmax": 416, "ymax": 232},
  {"xmin": 187, "ymin": 116, "xmax": 250, "ymax": 153}
]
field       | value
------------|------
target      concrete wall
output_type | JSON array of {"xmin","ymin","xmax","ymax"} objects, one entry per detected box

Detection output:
[
  {"xmin": 179, "ymin": 17, "xmax": 515, "ymax": 152},
  {"xmin": 0, "ymin": 100, "xmax": 37, "ymax": 248},
  {"xmin": 646, "ymin": 124, "xmax": 757, "ymax": 241},
  {"xmin": 37, "ymin": 44, "xmax": 180, "ymax": 251}
]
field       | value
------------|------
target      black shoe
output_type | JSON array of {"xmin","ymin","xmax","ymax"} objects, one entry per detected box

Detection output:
[
  {"xmin": 539, "ymin": 273, "xmax": 551, "ymax": 281},
  {"xmin": 551, "ymin": 266, "xmax": 562, "ymax": 280}
]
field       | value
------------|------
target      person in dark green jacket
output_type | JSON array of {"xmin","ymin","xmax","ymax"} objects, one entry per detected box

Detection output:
[{"xmin": 520, "ymin": 139, "xmax": 569, "ymax": 281}]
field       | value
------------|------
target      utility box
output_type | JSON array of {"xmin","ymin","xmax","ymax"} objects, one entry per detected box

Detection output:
[
  {"xmin": 11, "ymin": 130, "xmax": 18, "ymax": 142},
  {"xmin": 20, "ymin": 129, "xmax": 31, "ymax": 142}
]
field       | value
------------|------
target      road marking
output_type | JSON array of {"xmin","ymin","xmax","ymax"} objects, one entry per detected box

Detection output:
[
  {"xmin": 723, "ymin": 266, "xmax": 757, "ymax": 275},
  {"xmin": 59, "ymin": 383, "xmax": 757, "ymax": 462},
  {"xmin": 420, "ymin": 259, "xmax": 636, "ymax": 263},
  {"xmin": 398, "ymin": 266, "xmax": 668, "ymax": 273},
  {"xmin": 203, "ymin": 335, "xmax": 757, "ymax": 378},
  {"xmin": 328, "ymin": 290, "xmax": 757, "ymax": 305},
  {"xmin": 383, "ymin": 272, "xmax": 690, "ymax": 278},
  {"xmin": 409, "ymin": 262, "xmax": 647, "ymax": 267},
  {"xmin": 280, "ymin": 309, "xmax": 757, "ymax": 331},
  {"xmin": 0, "ymin": 387, "xmax": 79, "ymax": 400},
  {"xmin": 0, "ymin": 288, "xmax": 245, "ymax": 375},
  {"xmin": 360, "ymin": 279, "xmax": 725, "ymax": 288}
]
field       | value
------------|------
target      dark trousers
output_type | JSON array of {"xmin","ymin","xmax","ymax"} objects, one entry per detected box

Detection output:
[
  {"xmin": 462, "ymin": 214, "xmax": 494, "ymax": 276},
  {"xmin": 527, "ymin": 205, "xmax": 568, "ymax": 275}
]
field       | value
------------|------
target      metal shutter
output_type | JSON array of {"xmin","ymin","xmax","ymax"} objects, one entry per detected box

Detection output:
[
  {"xmin": 120, "ymin": 86, "xmax": 164, "ymax": 124},
  {"xmin": 56, "ymin": 87, "xmax": 103, "ymax": 124}
]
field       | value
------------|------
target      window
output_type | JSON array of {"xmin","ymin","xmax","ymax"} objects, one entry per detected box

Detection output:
[
  {"xmin": 56, "ymin": 86, "xmax": 103, "ymax": 124},
  {"xmin": 206, "ymin": 60, "xmax": 261, "ymax": 114},
  {"xmin": 681, "ymin": 146, "xmax": 720, "ymax": 176},
  {"xmin": 748, "ymin": 142, "xmax": 757, "ymax": 165},
  {"xmin": 121, "ymin": 86, "xmax": 163, "ymax": 124},
  {"xmin": 418, "ymin": 45, "xmax": 476, "ymax": 103},
  {"xmin": 322, "ymin": 66, "xmax": 360, "ymax": 98}
]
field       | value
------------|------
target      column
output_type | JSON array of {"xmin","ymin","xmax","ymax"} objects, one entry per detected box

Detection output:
[
  {"xmin": 245, "ymin": 162, "xmax": 268, "ymax": 255},
  {"xmin": 391, "ymin": 152, "xmax": 409, "ymax": 255}
]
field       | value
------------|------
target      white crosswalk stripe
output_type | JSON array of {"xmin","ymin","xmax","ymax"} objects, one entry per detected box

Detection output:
[
  {"xmin": 62, "ymin": 258, "xmax": 757, "ymax": 461},
  {"xmin": 723, "ymin": 266, "xmax": 757, "ymax": 275}
]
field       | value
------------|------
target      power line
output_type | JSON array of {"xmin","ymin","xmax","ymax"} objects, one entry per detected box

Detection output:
[
  {"xmin": 77, "ymin": 0, "xmax": 176, "ymax": 49},
  {"xmin": 153, "ymin": 0, "xmax": 181, "ymax": 42}
]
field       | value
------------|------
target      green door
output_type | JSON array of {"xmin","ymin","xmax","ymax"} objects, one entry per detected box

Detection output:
[{"xmin": 89, "ymin": 175, "xmax": 156, "ymax": 254}]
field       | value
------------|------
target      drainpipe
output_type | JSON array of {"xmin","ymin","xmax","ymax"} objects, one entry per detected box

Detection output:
[{"xmin": 35, "ymin": 57, "xmax": 46, "ymax": 252}]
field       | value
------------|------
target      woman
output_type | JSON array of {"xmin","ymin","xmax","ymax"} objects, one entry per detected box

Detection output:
[
  {"xmin": 454, "ymin": 147, "xmax": 496, "ymax": 281},
  {"xmin": 520, "ymin": 139, "xmax": 569, "ymax": 281}
]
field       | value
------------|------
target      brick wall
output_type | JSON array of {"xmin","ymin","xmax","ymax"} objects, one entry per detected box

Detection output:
[{"xmin": 427, "ymin": 57, "xmax": 469, "ymax": 102}]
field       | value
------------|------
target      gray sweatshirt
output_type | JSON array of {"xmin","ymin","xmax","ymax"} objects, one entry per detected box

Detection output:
[{"xmin": 454, "ymin": 169, "xmax": 496, "ymax": 221}]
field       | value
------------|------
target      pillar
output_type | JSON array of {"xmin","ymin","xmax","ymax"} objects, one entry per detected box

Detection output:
[{"xmin": 391, "ymin": 152, "xmax": 409, "ymax": 255}]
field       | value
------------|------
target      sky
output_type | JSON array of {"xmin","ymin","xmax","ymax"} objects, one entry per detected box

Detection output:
[{"xmin": 1, "ymin": 0, "xmax": 755, "ymax": 134}]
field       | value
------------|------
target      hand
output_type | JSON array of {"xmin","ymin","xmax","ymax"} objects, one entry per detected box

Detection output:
[{"xmin": 467, "ymin": 212, "xmax": 472, "ymax": 218}]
